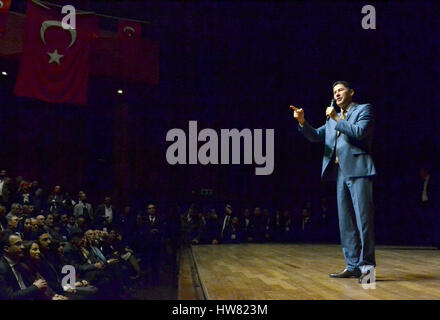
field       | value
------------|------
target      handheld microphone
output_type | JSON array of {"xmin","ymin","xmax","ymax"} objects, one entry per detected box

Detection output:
[{"xmin": 326, "ymin": 99, "xmax": 336, "ymax": 121}]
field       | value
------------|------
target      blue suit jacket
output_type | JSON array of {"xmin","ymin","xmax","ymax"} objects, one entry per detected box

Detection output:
[{"xmin": 299, "ymin": 103, "xmax": 376, "ymax": 180}]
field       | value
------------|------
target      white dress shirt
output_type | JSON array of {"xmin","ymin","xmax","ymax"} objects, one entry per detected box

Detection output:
[{"xmin": 104, "ymin": 206, "xmax": 113, "ymax": 223}]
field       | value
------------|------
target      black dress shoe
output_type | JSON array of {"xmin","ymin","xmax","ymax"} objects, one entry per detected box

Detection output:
[
  {"xmin": 358, "ymin": 269, "xmax": 374, "ymax": 284},
  {"xmin": 329, "ymin": 268, "xmax": 361, "ymax": 278}
]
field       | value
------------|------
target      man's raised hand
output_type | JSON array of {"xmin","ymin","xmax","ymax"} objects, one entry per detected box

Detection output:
[
  {"xmin": 290, "ymin": 105, "xmax": 305, "ymax": 125},
  {"xmin": 326, "ymin": 106, "xmax": 337, "ymax": 121}
]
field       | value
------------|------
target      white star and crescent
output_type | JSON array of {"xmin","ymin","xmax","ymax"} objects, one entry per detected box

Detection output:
[
  {"xmin": 40, "ymin": 20, "xmax": 77, "ymax": 65},
  {"xmin": 123, "ymin": 26, "xmax": 136, "ymax": 38},
  {"xmin": 47, "ymin": 49, "xmax": 64, "ymax": 65}
]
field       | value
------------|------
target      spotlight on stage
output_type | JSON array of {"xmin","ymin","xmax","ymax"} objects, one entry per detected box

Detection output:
[
  {"xmin": 1, "ymin": 71, "xmax": 7, "ymax": 76},
  {"xmin": 117, "ymin": 89, "xmax": 123, "ymax": 94}
]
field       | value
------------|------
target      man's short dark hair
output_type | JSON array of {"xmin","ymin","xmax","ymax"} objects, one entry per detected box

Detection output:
[
  {"xmin": 420, "ymin": 162, "xmax": 433, "ymax": 173},
  {"xmin": 36, "ymin": 230, "xmax": 49, "ymax": 241},
  {"xmin": 0, "ymin": 231, "xmax": 14, "ymax": 251},
  {"xmin": 332, "ymin": 81, "xmax": 354, "ymax": 91},
  {"xmin": 69, "ymin": 228, "xmax": 84, "ymax": 241}
]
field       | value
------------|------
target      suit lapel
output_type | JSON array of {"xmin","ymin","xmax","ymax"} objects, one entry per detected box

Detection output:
[{"xmin": 345, "ymin": 103, "xmax": 358, "ymax": 122}]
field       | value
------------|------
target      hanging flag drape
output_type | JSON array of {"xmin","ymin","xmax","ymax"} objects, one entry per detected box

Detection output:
[
  {"xmin": 90, "ymin": 20, "xmax": 159, "ymax": 85},
  {"xmin": 118, "ymin": 20, "xmax": 159, "ymax": 85},
  {"xmin": 13, "ymin": 0, "xmax": 98, "ymax": 104},
  {"xmin": 0, "ymin": 0, "xmax": 12, "ymax": 37}
]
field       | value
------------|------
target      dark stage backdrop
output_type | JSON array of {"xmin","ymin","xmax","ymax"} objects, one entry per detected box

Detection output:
[{"xmin": 0, "ymin": 0, "xmax": 439, "ymax": 243}]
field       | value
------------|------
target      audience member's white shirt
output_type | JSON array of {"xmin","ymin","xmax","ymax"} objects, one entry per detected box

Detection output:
[
  {"xmin": 105, "ymin": 206, "xmax": 113, "ymax": 223},
  {"xmin": 0, "ymin": 179, "xmax": 4, "ymax": 197}
]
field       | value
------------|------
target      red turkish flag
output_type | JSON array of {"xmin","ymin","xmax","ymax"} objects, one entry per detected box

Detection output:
[
  {"xmin": 0, "ymin": 0, "xmax": 12, "ymax": 37},
  {"xmin": 13, "ymin": 0, "xmax": 98, "ymax": 104},
  {"xmin": 117, "ymin": 20, "xmax": 159, "ymax": 85},
  {"xmin": 118, "ymin": 20, "xmax": 142, "ymax": 40},
  {"xmin": 90, "ymin": 33, "xmax": 120, "ymax": 79}
]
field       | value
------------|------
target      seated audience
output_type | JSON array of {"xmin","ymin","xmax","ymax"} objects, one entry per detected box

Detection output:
[
  {"xmin": 20, "ymin": 240, "xmax": 69, "ymax": 300},
  {"xmin": 0, "ymin": 231, "xmax": 64, "ymax": 300}
]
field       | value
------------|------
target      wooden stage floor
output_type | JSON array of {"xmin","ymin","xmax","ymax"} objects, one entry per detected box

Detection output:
[{"xmin": 190, "ymin": 243, "xmax": 440, "ymax": 300}]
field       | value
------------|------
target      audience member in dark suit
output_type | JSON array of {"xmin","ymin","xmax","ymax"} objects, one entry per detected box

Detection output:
[
  {"xmin": 0, "ymin": 232, "xmax": 57, "ymax": 300},
  {"xmin": 0, "ymin": 205, "xmax": 7, "ymax": 232},
  {"xmin": 37, "ymin": 233, "xmax": 96, "ymax": 297},
  {"xmin": 76, "ymin": 217, "xmax": 88, "ymax": 233},
  {"xmin": 299, "ymin": 208, "xmax": 316, "ymax": 242},
  {"xmin": 62, "ymin": 192, "xmax": 76, "ymax": 216},
  {"xmin": 101, "ymin": 229, "xmax": 142, "ymax": 280},
  {"xmin": 35, "ymin": 215, "xmax": 46, "ymax": 233},
  {"xmin": 144, "ymin": 204, "xmax": 163, "ymax": 285},
  {"xmin": 85, "ymin": 230, "xmax": 131, "ymax": 295},
  {"xmin": 182, "ymin": 205, "xmax": 203, "ymax": 245},
  {"xmin": 5, "ymin": 215, "xmax": 21, "ymax": 237},
  {"xmin": 6, "ymin": 203, "xmax": 22, "ymax": 221},
  {"xmin": 66, "ymin": 216, "xmax": 77, "ymax": 234},
  {"xmin": 0, "ymin": 170, "xmax": 8, "ymax": 206},
  {"xmin": 252, "ymin": 207, "xmax": 266, "ymax": 243},
  {"xmin": 43, "ymin": 214, "xmax": 62, "ymax": 242},
  {"xmin": 21, "ymin": 218, "xmax": 35, "ymax": 241},
  {"xmin": 315, "ymin": 197, "xmax": 338, "ymax": 242},
  {"xmin": 118, "ymin": 206, "xmax": 137, "ymax": 247},
  {"xmin": 241, "ymin": 208, "xmax": 254, "ymax": 242},
  {"xmin": 62, "ymin": 229, "xmax": 104, "ymax": 282},
  {"xmin": 272, "ymin": 210, "xmax": 282, "ymax": 242},
  {"xmin": 0, "ymin": 176, "xmax": 14, "ymax": 209},
  {"xmin": 220, "ymin": 204, "xmax": 233, "ymax": 242},
  {"xmin": 281, "ymin": 209, "xmax": 294, "ymax": 242},
  {"xmin": 95, "ymin": 196, "xmax": 118, "ymax": 230},
  {"xmin": 35, "ymin": 233, "xmax": 98, "ymax": 299},
  {"xmin": 30, "ymin": 181, "xmax": 45, "ymax": 213},
  {"xmin": 418, "ymin": 165, "xmax": 440, "ymax": 247},
  {"xmin": 66, "ymin": 229, "xmax": 126, "ymax": 299},
  {"xmin": 47, "ymin": 185, "xmax": 65, "ymax": 215},
  {"xmin": 132, "ymin": 213, "xmax": 147, "ymax": 256},
  {"xmin": 20, "ymin": 205, "xmax": 33, "ymax": 220},
  {"xmin": 263, "ymin": 208, "xmax": 272, "ymax": 242},
  {"xmin": 223, "ymin": 217, "xmax": 241, "ymax": 244},
  {"xmin": 73, "ymin": 192, "xmax": 94, "ymax": 227},
  {"xmin": 57, "ymin": 214, "xmax": 70, "ymax": 241},
  {"xmin": 200, "ymin": 210, "xmax": 220, "ymax": 245}
]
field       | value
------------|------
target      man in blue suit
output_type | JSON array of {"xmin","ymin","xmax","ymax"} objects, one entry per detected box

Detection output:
[{"xmin": 290, "ymin": 81, "xmax": 376, "ymax": 283}]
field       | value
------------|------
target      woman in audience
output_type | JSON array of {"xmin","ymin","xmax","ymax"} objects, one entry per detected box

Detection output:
[
  {"xmin": 21, "ymin": 218, "xmax": 34, "ymax": 240},
  {"xmin": 21, "ymin": 241, "xmax": 68, "ymax": 300}
]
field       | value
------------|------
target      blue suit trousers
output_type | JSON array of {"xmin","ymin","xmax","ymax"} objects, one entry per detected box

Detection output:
[{"xmin": 336, "ymin": 165, "xmax": 375, "ymax": 271}]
